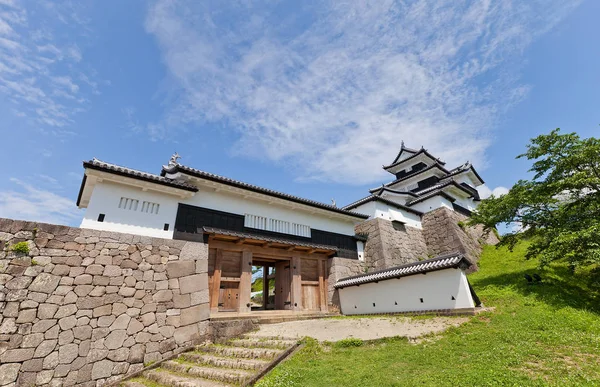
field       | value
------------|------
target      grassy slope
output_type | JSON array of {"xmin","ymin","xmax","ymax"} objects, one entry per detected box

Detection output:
[{"xmin": 256, "ymin": 243, "xmax": 600, "ymax": 386}]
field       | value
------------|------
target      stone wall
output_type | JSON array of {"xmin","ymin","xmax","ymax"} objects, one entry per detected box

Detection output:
[
  {"xmin": 355, "ymin": 218, "xmax": 428, "ymax": 272},
  {"xmin": 0, "ymin": 218, "xmax": 209, "ymax": 387},
  {"xmin": 421, "ymin": 207, "xmax": 499, "ymax": 270},
  {"xmin": 327, "ymin": 257, "xmax": 365, "ymax": 309}
]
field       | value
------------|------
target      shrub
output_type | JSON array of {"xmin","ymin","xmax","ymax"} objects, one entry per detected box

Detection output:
[
  {"xmin": 9, "ymin": 241, "xmax": 30, "ymax": 255},
  {"xmin": 335, "ymin": 338, "xmax": 363, "ymax": 348}
]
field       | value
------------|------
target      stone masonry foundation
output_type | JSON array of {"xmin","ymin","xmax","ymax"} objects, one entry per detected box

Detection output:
[{"xmin": 0, "ymin": 218, "xmax": 210, "ymax": 387}]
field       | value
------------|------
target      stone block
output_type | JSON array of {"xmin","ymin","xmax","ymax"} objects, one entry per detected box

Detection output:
[
  {"xmin": 173, "ymin": 324, "xmax": 199, "ymax": 345},
  {"xmin": 92, "ymin": 359, "xmax": 113, "ymax": 380},
  {"xmin": 58, "ymin": 329, "xmax": 74, "ymax": 345},
  {"xmin": 105, "ymin": 330, "xmax": 128, "ymax": 349},
  {"xmin": 22, "ymin": 333, "xmax": 44, "ymax": 348},
  {"xmin": 58, "ymin": 343, "xmax": 79, "ymax": 364},
  {"xmin": 127, "ymin": 319, "xmax": 144, "ymax": 335},
  {"xmin": 74, "ymin": 274, "xmax": 93, "ymax": 285},
  {"xmin": 28, "ymin": 273, "xmax": 60, "ymax": 293},
  {"xmin": 16, "ymin": 309, "xmax": 37, "ymax": 323},
  {"xmin": 180, "ymin": 304, "xmax": 210, "ymax": 325},
  {"xmin": 22, "ymin": 358, "xmax": 43, "ymax": 372},
  {"xmin": 0, "ymin": 363, "xmax": 20, "ymax": 385},
  {"xmin": 110, "ymin": 314, "xmax": 131, "ymax": 330},
  {"xmin": 5, "ymin": 275, "xmax": 33, "ymax": 290},
  {"xmin": 93, "ymin": 304, "xmax": 112, "ymax": 317},
  {"xmin": 54, "ymin": 304, "xmax": 78, "ymax": 319},
  {"xmin": 179, "ymin": 273, "xmax": 207, "ymax": 295},
  {"xmin": 166, "ymin": 260, "xmax": 195, "ymax": 279},
  {"xmin": 42, "ymin": 350, "xmax": 59, "ymax": 368},
  {"xmin": 73, "ymin": 325, "xmax": 92, "ymax": 340},
  {"xmin": 152, "ymin": 289, "xmax": 173, "ymax": 302},
  {"xmin": 173, "ymin": 294, "xmax": 191, "ymax": 308},
  {"xmin": 59, "ymin": 315, "xmax": 77, "ymax": 330},
  {"xmin": 0, "ymin": 348, "xmax": 35, "ymax": 363}
]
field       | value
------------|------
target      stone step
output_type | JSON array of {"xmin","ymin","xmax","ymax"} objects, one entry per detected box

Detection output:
[
  {"xmin": 120, "ymin": 381, "xmax": 154, "ymax": 387},
  {"xmin": 241, "ymin": 334, "xmax": 298, "ymax": 342},
  {"xmin": 228, "ymin": 338, "xmax": 297, "ymax": 349},
  {"xmin": 181, "ymin": 352, "xmax": 270, "ymax": 371},
  {"xmin": 196, "ymin": 344, "xmax": 283, "ymax": 360},
  {"xmin": 144, "ymin": 369, "xmax": 231, "ymax": 387},
  {"xmin": 162, "ymin": 360, "xmax": 253, "ymax": 385}
]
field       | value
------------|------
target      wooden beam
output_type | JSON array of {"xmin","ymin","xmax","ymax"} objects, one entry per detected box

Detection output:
[
  {"xmin": 208, "ymin": 240, "xmax": 330, "ymax": 260},
  {"xmin": 286, "ymin": 246, "xmax": 296, "ymax": 251},
  {"xmin": 235, "ymin": 238, "xmax": 246, "ymax": 245},
  {"xmin": 263, "ymin": 265, "xmax": 269, "ymax": 310},
  {"xmin": 210, "ymin": 249, "xmax": 223, "ymax": 313},
  {"xmin": 238, "ymin": 250, "xmax": 253, "ymax": 313},
  {"xmin": 290, "ymin": 256, "xmax": 302, "ymax": 311},
  {"xmin": 318, "ymin": 258, "xmax": 328, "ymax": 312}
]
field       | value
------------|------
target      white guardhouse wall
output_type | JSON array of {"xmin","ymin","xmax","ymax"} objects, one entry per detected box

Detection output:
[
  {"xmin": 80, "ymin": 181, "xmax": 179, "ymax": 238},
  {"xmin": 410, "ymin": 195, "xmax": 454, "ymax": 214},
  {"xmin": 338, "ymin": 268, "xmax": 474, "ymax": 315},
  {"xmin": 180, "ymin": 185, "xmax": 358, "ymax": 236},
  {"xmin": 351, "ymin": 201, "xmax": 422, "ymax": 229}
]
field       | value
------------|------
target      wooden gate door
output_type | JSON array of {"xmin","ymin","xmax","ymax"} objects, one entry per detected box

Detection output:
[
  {"xmin": 275, "ymin": 261, "xmax": 292, "ymax": 310},
  {"xmin": 219, "ymin": 282, "xmax": 239, "ymax": 311}
]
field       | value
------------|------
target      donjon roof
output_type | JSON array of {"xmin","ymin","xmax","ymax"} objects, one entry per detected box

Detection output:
[{"xmin": 334, "ymin": 252, "xmax": 470, "ymax": 289}]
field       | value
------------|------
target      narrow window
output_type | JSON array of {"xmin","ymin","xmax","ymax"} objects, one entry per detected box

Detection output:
[
  {"xmin": 97, "ymin": 214, "xmax": 105, "ymax": 222},
  {"xmin": 163, "ymin": 223, "xmax": 169, "ymax": 231}
]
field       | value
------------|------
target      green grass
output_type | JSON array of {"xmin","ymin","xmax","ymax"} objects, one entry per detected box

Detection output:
[{"xmin": 256, "ymin": 243, "xmax": 600, "ymax": 387}]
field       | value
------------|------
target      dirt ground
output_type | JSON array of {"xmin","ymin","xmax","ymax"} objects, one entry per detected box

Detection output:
[{"xmin": 249, "ymin": 316, "xmax": 469, "ymax": 342}]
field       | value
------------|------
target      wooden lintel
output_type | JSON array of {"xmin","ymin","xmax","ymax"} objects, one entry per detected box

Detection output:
[
  {"xmin": 209, "ymin": 240, "xmax": 331, "ymax": 260},
  {"xmin": 286, "ymin": 246, "xmax": 296, "ymax": 251},
  {"xmin": 235, "ymin": 238, "xmax": 246, "ymax": 245},
  {"xmin": 307, "ymin": 249, "xmax": 317, "ymax": 254}
]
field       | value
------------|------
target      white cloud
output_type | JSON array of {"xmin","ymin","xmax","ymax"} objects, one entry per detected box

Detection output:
[
  {"xmin": 478, "ymin": 185, "xmax": 510, "ymax": 199},
  {"xmin": 0, "ymin": 178, "xmax": 81, "ymax": 226},
  {"xmin": 0, "ymin": 1, "xmax": 101, "ymax": 131},
  {"xmin": 144, "ymin": 0, "xmax": 580, "ymax": 184}
]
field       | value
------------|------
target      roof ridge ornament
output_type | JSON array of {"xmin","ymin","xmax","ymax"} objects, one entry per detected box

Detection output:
[{"xmin": 168, "ymin": 152, "xmax": 181, "ymax": 167}]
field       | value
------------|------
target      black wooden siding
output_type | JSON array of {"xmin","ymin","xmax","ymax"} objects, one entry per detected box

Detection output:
[
  {"xmin": 174, "ymin": 204, "xmax": 359, "ymax": 259},
  {"xmin": 395, "ymin": 162, "xmax": 427, "ymax": 180}
]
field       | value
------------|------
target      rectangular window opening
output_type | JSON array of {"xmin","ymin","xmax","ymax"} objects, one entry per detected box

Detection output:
[{"xmin": 97, "ymin": 214, "xmax": 105, "ymax": 222}]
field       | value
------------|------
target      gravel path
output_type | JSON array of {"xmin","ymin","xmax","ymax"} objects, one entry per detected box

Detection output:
[{"xmin": 250, "ymin": 316, "xmax": 468, "ymax": 342}]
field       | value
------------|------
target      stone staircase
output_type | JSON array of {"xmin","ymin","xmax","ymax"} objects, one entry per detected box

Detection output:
[{"xmin": 120, "ymin": 335, "xmax": 298, "ymax": 387}]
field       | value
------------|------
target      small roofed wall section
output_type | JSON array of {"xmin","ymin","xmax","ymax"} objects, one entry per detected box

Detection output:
[
  {"xmin": 338, "ymin": 268, "xmax": 474, "ymax": 315},
  {"xmin": 0, "ymin": 218, "xmax": 209, "ymax": 387},
  {"xmin": 421, "ymin": 207, "xmax": 499, "ymax": 271}
]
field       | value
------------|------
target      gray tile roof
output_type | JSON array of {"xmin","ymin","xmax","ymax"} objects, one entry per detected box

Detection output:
[
  {"xmin": 82, "ymin": 159, "xmax": 199, "ymax": 191},
  {"xmin": 334, "ymin": 252, "xmax": 470, "ymax": 289},
  {"xmin": 202, "ymin": 227, "xmax": 339, "ymax": 251},
  {"xmin": 163, "ymin": 164, "xmax": 369, "ymax": 219},
  {"xmin": 342, "ymin": 195, "xmax": 423, "ymax": 216}
]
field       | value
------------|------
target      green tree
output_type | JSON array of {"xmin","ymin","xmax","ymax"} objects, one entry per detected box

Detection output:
[{"xmin": 469, "ymin": 129, "xmax": 600, "ymax": 269}]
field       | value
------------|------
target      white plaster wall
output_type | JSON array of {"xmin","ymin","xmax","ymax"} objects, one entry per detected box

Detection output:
[
  {"xmin": 80, "ymin": 181, "xmax": 179, "ymax": 238},
  {"xmin": 454, "ymin": 174, "xmax": 476, "ymax": 187},
  {"xmin": 357, "ymin": 241, "xmax": 365, "ymax": 261},
  {"xmin": 350, "ymin": 201, "xmax": 422, "ymax": 229},
  {"xmin": 410, "ymin": 196, "xmax": 453, "ymax": 214},
  {"xmin": 181, "ymin": 185, "xmax": 358, "ymax": 236},
  {"xmin": 454, "ymin": 196, "xmax": 478, "ymax": 212},
  {"xmin": 338, "ymin": 269, "xmax": 475, "ymax": 315}
]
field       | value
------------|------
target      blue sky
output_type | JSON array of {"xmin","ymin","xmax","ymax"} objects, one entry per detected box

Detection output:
[{"xmin": 0, "ymin": 0, "xmax": 598, "ymax": 226}]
